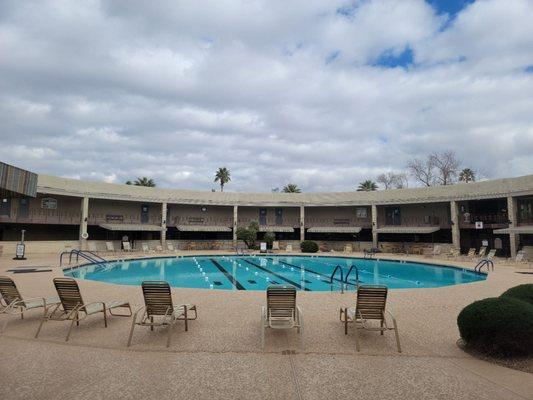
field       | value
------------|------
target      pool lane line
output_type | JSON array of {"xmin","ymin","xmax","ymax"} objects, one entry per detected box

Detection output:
[
  {"xmin": 210, "ymin": 259, "xmax": 246, "ymax": 290},
  {"xmin": 271, "ymin": 258, "xmax": 363, "ymax": 285},
  {"xmin": 239, "ymin": 258, "xmax": 309, "ymax": 291}
]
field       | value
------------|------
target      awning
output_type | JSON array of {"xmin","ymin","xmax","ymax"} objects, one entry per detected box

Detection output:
[
  {"xmin": 259, "ymin": 226, "xmax": 295, "ymax": 233},
  {"xmin": 177, "ymin": 225, "xmax": 231, "ymax": 232},
  {"xmin": 307, "ymin": 226, "xmax": 362, "ymax": 233},
  {"xmin": 99, "ymin": 223, "xmax": 165, "ymax": 232},
  {"xmin": 375, "ymin": 226, "xmax": 440, "ymax": 234},
  {"xmin": 493, "ymin": 226, "xmax": 533, "ymax": 234}
]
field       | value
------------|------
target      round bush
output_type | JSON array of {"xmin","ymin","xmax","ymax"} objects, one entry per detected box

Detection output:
[
  {"xmin": 300, "ymin": 240, "xmax": 319, "ymax": 253},
  {"xmin": 501, "ymin": 284, "xmax": 533, "ymax": 306},
  {"xmin": 457, "ymin": 297, "xmax": 533, "ymax": 356}
]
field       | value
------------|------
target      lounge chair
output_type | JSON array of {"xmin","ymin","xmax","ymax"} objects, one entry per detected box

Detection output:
[
  {"xmin": 339, "ymin": 285, "xmax": 401, "ymax": 352},
  {"xmin": 261, "ymin": 285, "xmax": 303, "ymax": 349},
  {"xmin": 485, "ymin": 249, "xmax": 496, "ymax": 261},
  {"xmin": 272, "ymin": 241, "xmax": 280, "ymax": 251},
  {"xmin": 141, "ymin": 242, "xmax": 151, "ymax": 253},
  {"xmin": 88, "ymin": 241, "xmax": 99, "ymax": 253},
  {"xmin": 105, "ymin": 241, "xmax": 115, "ymax": 253},
  {"xmin": 35, "ymin": 277, "xmax": 131, "ymax": 341},
  {"xmin": 286, "ymin": 244, "xmax": 293, "ymax": 252},
  {"xmin": 0, "ymin": 276, "xmax": 60, "ymax": 333},
  {"xmin": 127, "ymin": 281, "xmax": 198, "ymax": 347},
  {"xmin": 465, "ymin": 248, "xmax": 476, "ymax": 258},
  {"xmin": 424, "ymin": 245, "xmax": 441, "ymax": 258},
  {"xmin": 167, "ymin": 242, "xmax": 175, "ymax": 252},
  {"xmin": 344, "ymin": 244, "xmax": 353, "ymax": 253},
  {"xmin": 155, "ymin": 245, "xmax": 163, "ymax": 252},
  {"xmin": 122, "ymin": 241, "xmax": 132, "ymax": 252},
  {"xmin": 477, "ymin": 246, "xmax": 487, "ymax": 258},
  {"xmin": 260, "ymin": 242, "xmax": 267, "ymax": 253}
]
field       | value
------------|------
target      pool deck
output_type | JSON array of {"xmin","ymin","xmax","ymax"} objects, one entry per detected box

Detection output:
[{"xmin": 1, "ymin": 251, "xmax": 532, "ymax": 400}]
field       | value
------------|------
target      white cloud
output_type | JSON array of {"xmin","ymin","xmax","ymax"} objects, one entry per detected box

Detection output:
[{"xmin": 0, "ymin": 0, "xmax": 531, "ymax": 192}]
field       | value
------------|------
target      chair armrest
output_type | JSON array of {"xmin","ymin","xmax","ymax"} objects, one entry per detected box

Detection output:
[
  {"xmin": 77, "ymin": 301, "xmax": 105, "ymax": 314},
  {"xmin": 384, "ymin": 310, "xmax": 398, "ymax": 324}
]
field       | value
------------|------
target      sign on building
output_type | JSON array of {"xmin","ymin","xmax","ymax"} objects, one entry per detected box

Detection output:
[
  {"xmin": 475, "ymin": 221, "xmax": 484, "ymax": 229},
  {"xmin": 41, "ymin": 197, "xmax": 57, "ymax": 209}
]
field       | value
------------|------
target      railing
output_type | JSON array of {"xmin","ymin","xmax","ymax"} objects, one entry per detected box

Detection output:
[
  {"xmin": 60, "ymin": 249, "xmax": 106, "ymax": 267},
  {"xmin": 344, "ymin": 264, "xmax": 360, "ymax": 290},
  {"xmin": 330, "ymin": 265, "xmax": 345, "ymax": 293},
  {"xmin": 474, "ymin": 259, "xmax": 494, "ymax": 273}
]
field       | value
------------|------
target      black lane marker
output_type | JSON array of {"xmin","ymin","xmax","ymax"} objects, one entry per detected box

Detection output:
[
  {"xmin": 271, "ymin": 258, "xmax": 362, "ymax": 284},
  {"xmin": 240, "ymin": 258, "xmax": 309, "ymax": 291},
  {"xmin": 210, "ymin": 259, "xmax": 245, "ymax": 290}
]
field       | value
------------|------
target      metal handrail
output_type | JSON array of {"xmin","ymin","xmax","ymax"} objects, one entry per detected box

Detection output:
[
  {"xmin": 344, "ymin": 264, "xmax": 360, "ymax": 290},
  {"xmin": 60, "ymin": 249, "xmax": 106, "ymax": 267},
  {"xmin": 330, "ymin": 265, "xmax": 345, "ymax": 293},
  {"xmin": 474, "ymin": 259, "xmax": 494, "ymax": 272}
]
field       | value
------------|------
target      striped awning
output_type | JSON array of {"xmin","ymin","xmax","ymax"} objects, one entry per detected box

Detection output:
[
  {"xmin": 0, "ymin": 162, "xmax": 37, "ymax": 197},
  {"xmin": 307, "ymin": 226, "xmax": 362, "ymax": 233},
  {"xmin": 259, "ymin": 226, "xmax": 294, "ymax": 233},
  {"xmin": 375, "ymin": 226, "xmax": 440, "ymax": 234},
  {"xmin": 177, "ymin": 225, "xmax": 231, "ymax": 232},
  {"xmin": 99, "ymin": 223, "xmax": 165, "ymax": 232},
  {"xmin": 493, "ymin": 226, "xmax": 533, "ymax": 234}
]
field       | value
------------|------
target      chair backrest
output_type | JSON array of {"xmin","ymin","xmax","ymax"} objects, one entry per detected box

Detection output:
[
  {"xmin": 123, "ymin": 241, "xmax": 131, "ymax": 251},
  {"xmin": 266, "ymin": 285, "xmax": 296, "ymax": 319},
  {"xmin": 88, "ymin": 242, "xmax": 98, "ymax": 252},
  {"xmin": 141, "ymin": 281, "xmax": 173, "ymax": 316},
  {"xmin": 433, "ymin": 245, "xmax": 441, "ymax": 255},
  {"xmin": 142, "ymin": 243, "xmax": 149, "ymax": 252},
  {"xmin": 167, "ymin": 243, "xmax": 175, "ymax": 251},
  {"xmin": 356, "ymin": 285, "xmax": 388, "ymax": 321},
  {"xmin": 272, "ymin": 241, "xmax": 279, "ymax": 250},
  {"xmin": 486, "ymin": 249, "xmax": 496, "ymax": 260},
  {"xmin": 53, "ymin": 278, "xmax": 84, "ymax": 313},
  {"xmin": 478, "ymin": 246, "xmax": 487, "ymax": 257},
  {"xmin": 467, "ymin": 248, "xmax": 475, "ymax": 257},
  {"xmin": 516, "ymin": 250, "xmax": 525, "ymax": 262},
  {"xmin": 286, "ymin": 244, "xmax": 292, "ymax": 252},
  {"xmin": 344, "ymin": 244, "xmax": 352, "ymax": 253},
  {"xmin": 0, "ymin": 276, "xmax": 22, "ymax": 305},
  {"xmin": 105, "ymin": 241, "xmax": 114, "ymax": 251}
]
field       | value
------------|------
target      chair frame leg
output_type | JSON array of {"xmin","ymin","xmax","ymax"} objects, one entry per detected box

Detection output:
[
  {"xmin": 127, "ymin": 318, "xmax": 137, "ymax": 347},
  {"xmin": 392, "ymin": 320, "xmax": 402, "ymax": 353}
]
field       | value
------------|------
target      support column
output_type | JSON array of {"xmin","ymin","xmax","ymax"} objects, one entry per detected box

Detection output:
[
  {"xmin": 161, "ymin": 202, "xmax": 167, "ymax": 246},
  {"xmin": 300, "ymin": 206, "xmax": 305, "ymax": 243},
  {"xmin": 79, "ymin": 197, "xmax": 89, "ymax": 250},
  {"xmin": 371, "ymin": 204, "xmax": 378, "ymax": 248},
  {"xmin": 233, "ymin": 205, "xmax": 238, "ymax": 248},
  {"xmin": 507, "ymin": 196, "xmax": 518, "ymax": 258},
  {"xmin": 450, "ymin": 201, "xmax": 461, "ymax": 250}
]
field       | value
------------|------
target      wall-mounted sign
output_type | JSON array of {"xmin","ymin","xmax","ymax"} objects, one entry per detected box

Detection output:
[
  {"xmin": 41, "ymin": 197, "xmax": 57, "ymax": 209},
  {"xmin": 106, "ymin": 214, "xmax": 124, "ymax": 222},
  {"xmin": 356, "ymin": 207, "xmax": 368, "ymax": 218},
  {"xmin": 475, "ymin": 221, "xmax": 484, "ymax": 229}
]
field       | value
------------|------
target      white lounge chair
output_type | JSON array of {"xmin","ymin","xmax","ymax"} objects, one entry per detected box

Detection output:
[
  {"xmin": 286, "ymin": 244, "xmax": 293, "ymax": 252},
  {"xmin": 122, "ymin": 241, "xmax": 132, "ymax": 252},
  {"xmin": 105, "ymin": 241, "xmax": 115, "ymax": 253}
]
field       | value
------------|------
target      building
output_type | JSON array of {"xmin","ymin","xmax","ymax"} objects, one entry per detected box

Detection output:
[{"xmin": 1, "ymin": 161, "xmax": 532, "ymax": 257}]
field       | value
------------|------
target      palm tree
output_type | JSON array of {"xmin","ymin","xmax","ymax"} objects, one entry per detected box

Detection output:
[
  {"xmin": 282, "ymin": 183, "xmax": 301, "ymax": 193},
  {"xmin": 357, "ymin": 180, "xmax": 378, "ymax": 191},
  {"xmin": 214, "ymin": 167, "xmax": 231, "ymax": 191},
  {"xmin": 126, "ymin": 177, "xmax": 156, "ymax": 187},
  {"xmin": 459, "ymin": 168, "xmax": 475, "ymax": 183}
]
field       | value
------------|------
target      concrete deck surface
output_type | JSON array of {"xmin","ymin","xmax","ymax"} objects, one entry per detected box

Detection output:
[{"xmin": 0, "ymin": 251, "xmax": 532, "ymax": 400}]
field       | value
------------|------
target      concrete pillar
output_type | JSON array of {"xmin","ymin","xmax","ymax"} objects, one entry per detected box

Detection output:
[
  {"xmin": 79, "ymin": 197, "xmax": 89, "ymax": 250},
  {"xmin": 161, "ymin": 202, "xmax": 167, "ymax": 246},
  {"xmin": 507, "ymin": 196, "xmax": 518, "ymax": 258},
  {"xmin": 300, "ymin": 205, "xmax": 305, "ymax": 242},
  {"xmin": 371, "ymin": 204, "xmax": 378, "ymax": 248},
  {"xmin": 233, "ymin": 205, "xmax": 238, "ymax": 248},
  {"xmin": 450, "ymin": 201, "xmax": 461, "ymax": 250}
]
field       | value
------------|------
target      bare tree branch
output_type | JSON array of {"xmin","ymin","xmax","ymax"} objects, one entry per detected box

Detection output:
[
  {"xmin": 407, "ymin": 157, "xmax": 435, "ymax": 186},
  {"xmin": 430, "ymin": 151, "xmax": 460, "ymax": 185}
]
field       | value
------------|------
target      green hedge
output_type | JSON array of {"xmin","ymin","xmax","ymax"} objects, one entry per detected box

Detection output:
[
  {"xmin": 300, "ymin": 240, "xmax": 319, "ymax": 253},
  {"xmin": 457, "ymin": 297, "xmax": 533, "ymax": 356},
  {"xmin": 501, "ymin": 284, "xmax": 533, "ymax": 306}
]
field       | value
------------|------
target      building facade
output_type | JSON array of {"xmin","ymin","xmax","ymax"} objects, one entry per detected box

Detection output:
[{"xmin": 1, "ymin": 162, "xmax": 533, "ymax": 257}]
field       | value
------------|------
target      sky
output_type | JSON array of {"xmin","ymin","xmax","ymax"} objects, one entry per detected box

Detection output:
[{"xmin": 0, "ymin": 0, "xmax": 532, "ymax": 192}]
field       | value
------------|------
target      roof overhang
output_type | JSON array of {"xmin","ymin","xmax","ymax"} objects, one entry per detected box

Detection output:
[
  {"xmin": 259, "ymin": 226, "xmax": 295, "ymax": 233},
  {"xmin": 493, "ymin": 226, "xmax": 533, "ymax": 235},
  {"xmin": 0, "ymin": 162, "xmax": 38, "ymax": 198},
  {"xmin": 307, "ymin": 226, "xmax": 362, "ymax": 233},
  {"xmin": 176, "ymin": 225, "xmax": 231, "ymax": 232},
  {"xmin": 375, "ymin": 226, "xmax": 440, "ymax": 234},
  {"xmin": 99, "ymin": 223, "xmax": 165, "ymax": 232}
]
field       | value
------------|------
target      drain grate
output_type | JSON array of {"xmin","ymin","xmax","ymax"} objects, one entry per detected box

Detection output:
[{"xmin": 281, "ymin": 349, "xmax": 297, "ymax": 355}]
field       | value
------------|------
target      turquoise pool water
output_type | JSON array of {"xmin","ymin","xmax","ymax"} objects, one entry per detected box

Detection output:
[{"xmin": 64, "ymin": 255, "xmax": 486, "ymax": 291}]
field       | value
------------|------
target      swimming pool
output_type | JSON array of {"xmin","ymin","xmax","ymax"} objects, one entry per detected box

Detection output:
[{"xmin": 64, "ymin": 255, "xmax": 486, "ymax": 291}]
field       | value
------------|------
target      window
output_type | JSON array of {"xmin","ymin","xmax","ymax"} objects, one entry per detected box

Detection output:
[{"xmin": 356, "ymin": 207, "xmax": 368, "ymax": 218}]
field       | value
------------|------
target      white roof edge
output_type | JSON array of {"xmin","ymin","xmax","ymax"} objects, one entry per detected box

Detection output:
[{"xmin": 35, "ymin": 172, "xmax": 533, "ymax": 207}]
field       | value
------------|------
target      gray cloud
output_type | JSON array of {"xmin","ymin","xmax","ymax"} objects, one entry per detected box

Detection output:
[{"xmin": 0, "ymin": 0, "xmax": 532, "ymax": 192}]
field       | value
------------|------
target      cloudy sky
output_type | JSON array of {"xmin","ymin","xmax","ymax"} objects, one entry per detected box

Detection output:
[{"xmin": 0, "ymin": 0, "xmax": 532, "ymax": 192}]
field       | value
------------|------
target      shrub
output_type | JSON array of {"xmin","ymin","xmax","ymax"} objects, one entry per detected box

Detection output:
[
  {"xmin": 300, "ymin": 240, "xmax": 319, "ymax": 253},
  {"xmin": 263, "ymin": 231, "xmax": 275, "ymax": 247},
  {"xmin": 236, "ymin": 221, "xmax": 259, "ymax": 249},
  {"xmin": 457, "ymin": 297, "xmax": 533, "ymax": 356},
  {"xmin": 501, "ymin": 284, "xmax": 533, "ymax": 306}
]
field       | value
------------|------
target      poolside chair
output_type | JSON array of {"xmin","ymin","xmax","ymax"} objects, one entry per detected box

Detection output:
[
  {"xmin": 272, "ymin": 241, "xmax": 280, "ymax": 251},
  {"xmin": 155, "ymin": 245, "xmax": 163, "ymax": 252},
  {"xmin": 167, "ymin": 242, "xmax": 175, "ymax": 252},
  {"xmin": 260, "ymin": 242, "xmax": 267, "ymax": 253},
  {"xmin": 127, "ymin": 281, "xmax": 198, "ymax": 347},
  {"xmin": 261, "ymin": 285, "xmax": 303, "ymax": 349},
  {"xmin": 105, "ymin": 241, "xmax": 115, "ymax": 253},
  {"xmin": 485, "ymin": 249, "xmax": 497, "ymax": 261},
  {"xmin": 339, "ymin": 285, "xmax": 401, "ymax": 353},
  {"xmin": 465, "ymin": 248, "xmax": 476, "ymax": 258},
  {"xmin": 477, "ymin": 246, "xmax": 487, "ymax": 258},
  {"xmin": 122, "ymin": 241, "xmax": 132, "ymax": 252},
  {"xmin": 344, "ymin": 244, "xmax": 353, "ymax": 253},
  {"xmin": 35, "ymin": 277, "xmax": 131, "ymax": 341},
  {"xmin": 141, "ymin": 242, "xmax": 151, "ymax": 253},
  {"xmin": 88, "ymin": 241, "xmax": 99, "ymax": 254},
  {"xmin": 286, "ymin": 244, "xmax": 293, "ymax": 252},
  {"xmin": 0, "ymin": 276, "xmax": 60, "ymax": 333}
]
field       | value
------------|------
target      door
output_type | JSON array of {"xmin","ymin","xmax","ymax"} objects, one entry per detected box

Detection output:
[
  {"xmin": 259, "ymin": 208, "xmax": 267, "ymax": 225},
  {"xmin": 0, "ymin": 197, "xmax": 11, "ymax": 216},
  {"xmin": 275, "ymin": 208, "xmax": 283, "ymax": 225},
  {"xmin": 141, "ymin": 204, "xmax": 149, "ymax": 224},
  {"xmin": 385, "ymin": 206, "xmax": 401, "ymax": 225},
  {"xmin": 17, "ymin": 198, "xmax": 29, "ymax": 220}
]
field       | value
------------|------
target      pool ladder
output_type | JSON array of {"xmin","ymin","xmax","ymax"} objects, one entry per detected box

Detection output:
[
  {"xmin": 474, "ymin": 259, "xmax": 494, "ymax": 273},
  {"xmin": 330, "ymin": 265, "xmax": 360, "ymax": 293},
  {"xmin": 60, "ymin": 249, "xmax": 106, "ymax": 267}
]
